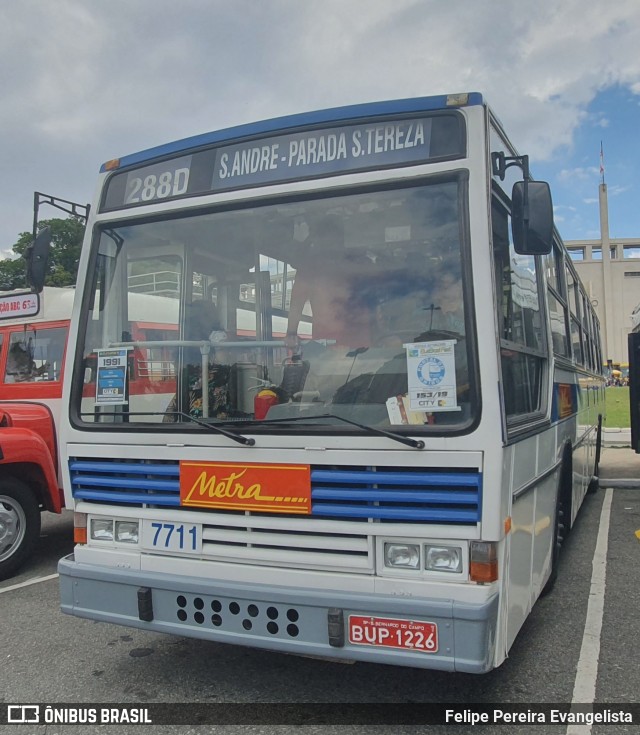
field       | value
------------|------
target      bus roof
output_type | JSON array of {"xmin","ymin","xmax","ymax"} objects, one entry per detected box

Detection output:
[{"xmin": 101, "ymin": 92, "xmax": 484, "ymax": 173}]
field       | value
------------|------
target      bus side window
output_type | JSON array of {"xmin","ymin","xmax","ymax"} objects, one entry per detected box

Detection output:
[{"xmin": 5, "ymin": 327, "xmax": 67, "ymax": 383}]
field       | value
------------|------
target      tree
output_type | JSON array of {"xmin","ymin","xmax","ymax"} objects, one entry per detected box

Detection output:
[{"xmin": 0, "ymin": 217, "xmax": 86, "ymax": 290}]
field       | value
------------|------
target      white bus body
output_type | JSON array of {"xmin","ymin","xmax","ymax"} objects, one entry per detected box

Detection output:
[{"xmin": 58, "ymin": 94, "xmax": 604, "ymax": 672}]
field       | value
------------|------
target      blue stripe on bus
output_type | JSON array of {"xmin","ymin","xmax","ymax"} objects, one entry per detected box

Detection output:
[
  {"xmin": 73, "ymin": 490, "xmax": 181, "ymax": 506},
  {"xmin": 71, "ymin": 475, "xmax": 179, "ymax": 492},
  {"xmin": 69, "ymin": 460, "xmax": 179, "ymax": 476},
  {"xmin": 311, "ymin": 468, "xmax": 481, "ymax": 487},
  {"xmin": 310, "ymin": 504, "xmax": 479, "ymax": 523},
  {"xmin": 101, "ymin": 93, "xmax": 484, "ymax": 172},
  {"xmin": 311, "ymin": 488, "xmax": 479, "ymax": 504}
]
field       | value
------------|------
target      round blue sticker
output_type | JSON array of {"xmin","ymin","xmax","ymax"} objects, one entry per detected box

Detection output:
[{"xmin": 417, "ymin": 356, "xmax": 445, "ymax": 386}]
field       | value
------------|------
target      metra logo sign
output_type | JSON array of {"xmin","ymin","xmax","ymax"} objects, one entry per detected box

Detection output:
[{"xmin": 179, "ymin": 461, "xmax": 311, "ymax": 514}]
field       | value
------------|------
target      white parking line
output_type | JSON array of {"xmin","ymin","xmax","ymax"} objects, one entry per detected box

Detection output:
[
  {"xmin": 566, "ymin": 488, "xmax": 613, "ymax": 735},
  {"xmin": 0, "ymin": 572, "xmax": 59, "ymax": 594}
]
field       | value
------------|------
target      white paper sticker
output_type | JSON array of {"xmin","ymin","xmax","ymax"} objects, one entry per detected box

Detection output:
[
  {"xmin": 95, "ymin": 348, "xmax": 129, "ymax": 405},
  {"xmin": 404, "ymin": 340, "xmax": 460, "ymax": 412}
]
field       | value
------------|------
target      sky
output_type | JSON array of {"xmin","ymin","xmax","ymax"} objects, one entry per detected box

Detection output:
[{"xmin": 1, "ymin": 0, "xmax": 639, "ymax": 259}]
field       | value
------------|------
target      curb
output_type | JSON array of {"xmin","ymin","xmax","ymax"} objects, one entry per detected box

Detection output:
[
  {"xmin": 602, "ymin": 429, "xmax": 631, "ymax": 449},
  {"xmin": 598, "ymin": 479, "xmax": 640, "ymax": 488}
]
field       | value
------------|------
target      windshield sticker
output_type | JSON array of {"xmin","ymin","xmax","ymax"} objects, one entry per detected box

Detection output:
[
  {"xmin": 386, "ymin": 394, "xmax": 427, "ymax": 425},
  {"xmin": 95, "ymin": 348, "xmax": 129, "ymax": 405},
  {"xmin": 404, "ymin": 340, "xmax": 460, "ymax": 412}
]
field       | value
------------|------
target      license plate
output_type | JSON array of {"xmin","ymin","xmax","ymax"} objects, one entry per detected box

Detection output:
[
  {"xmin": 348, "ymin": 615, "xmax": 438, "ymax": 653},
  {"xmin": 141, "ymin": 520, "xmax": 203, "ymax": 553}
]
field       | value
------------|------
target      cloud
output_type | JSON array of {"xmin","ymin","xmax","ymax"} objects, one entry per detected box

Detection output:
[
  {"xmin": 608, "ymin": 184, "xmax": 631, "ymax": 196},
  {"xmin": 1, "ymin": 0, "xmax": 640, "ymax": 250},
  {"xmin": 557, "ymin": 167, "xmax": 600, "ymax": 182},
  {"xmin": 6, "ymin": 1, "xmax": 640, "ymax": 151}
]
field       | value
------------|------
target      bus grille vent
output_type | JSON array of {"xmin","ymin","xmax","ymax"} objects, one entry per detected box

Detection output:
[{"xmin": 69, "ymin": 459, "xmax": 481, "ymax": 525}]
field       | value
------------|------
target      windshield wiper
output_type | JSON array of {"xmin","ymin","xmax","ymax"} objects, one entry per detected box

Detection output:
[
  {"xmin": 170, "ymin": 411, "xmax": 256, "ymax": 446},
  {"xmin": 81, "ymin": 411, "xmax": 255, "ymax": 446},
  {"xmin": 252, "ymin": 413, "xmax": 425, "ymax": 449}
]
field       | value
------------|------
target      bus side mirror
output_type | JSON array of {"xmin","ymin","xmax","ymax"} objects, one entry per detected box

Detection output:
[
  {"xmin": 511, "ymin": 181, "xmax": 553, "ymax": 256},
  {"xmin": 25, "ymin": 226, "xmax": 52, "ymax": 293}
]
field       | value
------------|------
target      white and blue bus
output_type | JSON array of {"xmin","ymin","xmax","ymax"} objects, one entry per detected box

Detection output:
[{"xmin": 58, "ymin": 93, "xmax": 605, "ymax": 672}]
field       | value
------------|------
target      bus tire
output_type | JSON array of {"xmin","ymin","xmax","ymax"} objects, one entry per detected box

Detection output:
[
  {"xmin": 541, "ymin": 490, "xmax": 566, "ymax": 596},
  {"xmin": 542, "ymin": 454, "xmax": 571, "ymax": 596},
  {"xmin": 0, "ymin": 478, "xmax": 41, "ymax": 581}
]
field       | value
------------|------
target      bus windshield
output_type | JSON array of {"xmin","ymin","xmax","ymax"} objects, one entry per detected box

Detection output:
[{"xmin": 75, "ymin": 177, "xmax": 476, "ymax": 431}]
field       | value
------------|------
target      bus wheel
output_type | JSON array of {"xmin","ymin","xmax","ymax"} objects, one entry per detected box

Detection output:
[
  {"xmin": 0, "ymin": 478, "xmax": 41, "ymax": 581},
  {"xmin": 541, "ymin": 491, "xmax": 566, "ymax": 596}
]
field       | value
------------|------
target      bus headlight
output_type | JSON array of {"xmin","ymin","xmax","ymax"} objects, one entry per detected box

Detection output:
[
  {"xmin": 115, "ymin": 520, "xmax": 139, "ymax": 544},
  {"xmin": 90, "ymin": 519, "xmax": 114, "ymax": 541},
  {"xmin": 425, "ymin": 545, "xmax": 462, "ymax": 573},
  {"xmin": 384, "ymin": 543, "xmax": 420, "ymax": 569}
]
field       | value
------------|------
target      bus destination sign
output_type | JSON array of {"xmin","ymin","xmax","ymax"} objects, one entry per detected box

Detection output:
[
  {"xmin": 102, "ymin": 113, "xmax": 464, "ymax": 211},
  {"xmin": 212, "ymin": 118, "xmax": 432, "ymax": 189},
  {"xmin": 0, "ymin": 292, "xmax": 40, "ymax": 320}
]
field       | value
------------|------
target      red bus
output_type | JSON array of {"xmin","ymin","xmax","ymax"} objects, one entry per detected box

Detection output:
[
  {"xmin": 0, "ymin": 285, "xmax": 181, "ymax": 578},
  {"xmin": 0, "ymin": 287, "xmax": 73, "ymax": 579}
]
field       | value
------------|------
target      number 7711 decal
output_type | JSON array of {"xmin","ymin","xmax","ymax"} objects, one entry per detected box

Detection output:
[{"xmin": 141, "ymin": 520, "xmax": 203, "ymax": 553}]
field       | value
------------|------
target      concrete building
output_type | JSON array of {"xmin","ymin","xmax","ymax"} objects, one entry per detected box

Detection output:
[{"xmin": 565, "ymin": 183, "xmax": 640, "ymax": 367}]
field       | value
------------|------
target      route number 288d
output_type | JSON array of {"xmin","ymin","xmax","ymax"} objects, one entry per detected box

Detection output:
[{"xmin": 125, "ymin": 167, "xmax": 190, "ymax": 204}]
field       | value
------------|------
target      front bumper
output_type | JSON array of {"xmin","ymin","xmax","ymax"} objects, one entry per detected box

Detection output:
[{"xmin": 58, "ymin": 554, "xmax": 498, "ymax": 673}]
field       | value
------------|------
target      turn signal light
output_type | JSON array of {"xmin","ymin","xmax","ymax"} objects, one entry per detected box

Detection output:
[
  {"xmin": 74, "ymin": 512, "xmax": 87, "ymax": 544},
  {"xmin": 470, "ymin": 541, "xmax": 498, "ymax": 583}
]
